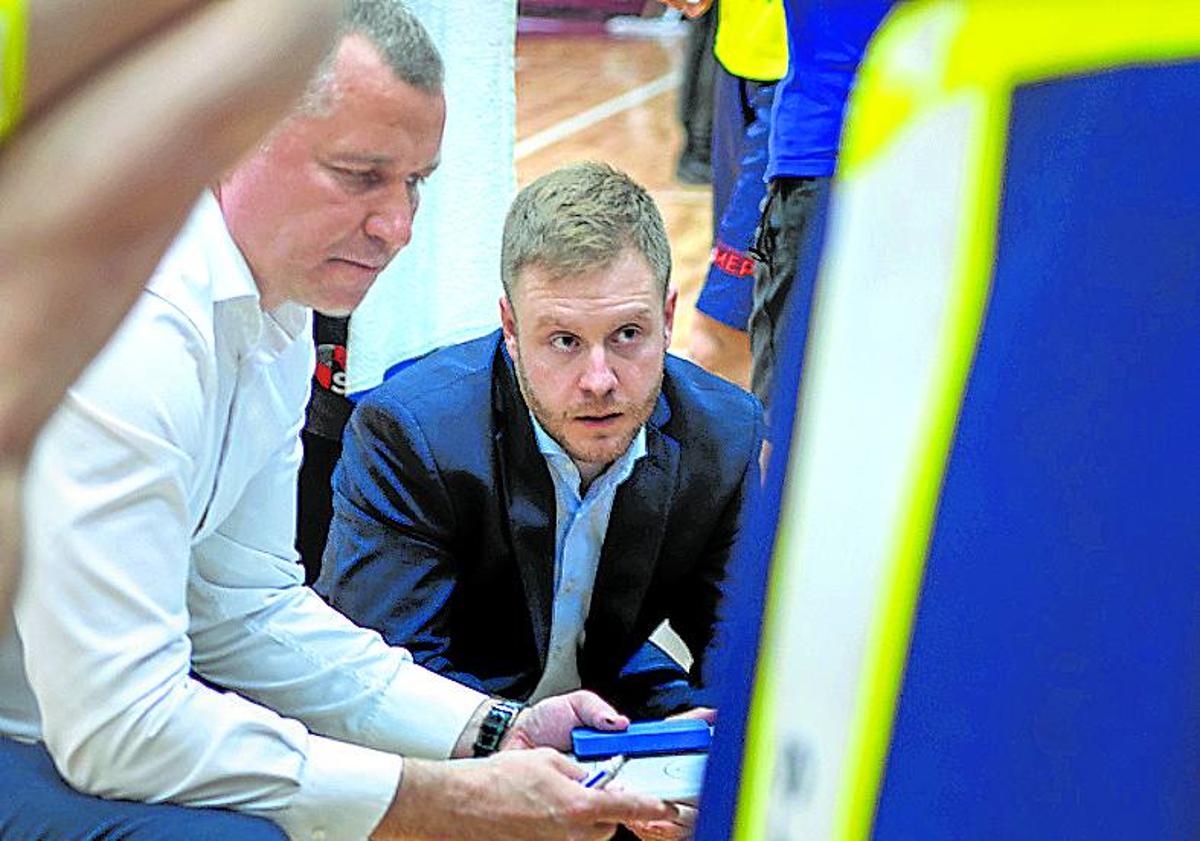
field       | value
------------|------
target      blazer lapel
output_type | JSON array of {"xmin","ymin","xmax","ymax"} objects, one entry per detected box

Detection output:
[
  {"xmin": 493, "ymin": 345, "xmax": 556, "ymax": 668},
  {"xmin": 585, "ymin": 394, "xmax": 680, "ymax": 676}
]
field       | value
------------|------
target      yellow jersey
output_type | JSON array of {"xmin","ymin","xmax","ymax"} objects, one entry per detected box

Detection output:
[
  {"xmin": 714, "ymin": 0, "xmax": 788, "ymax": 83},
  {"xmin": 1, "ymin": 0, "xmax": 27, "ymax": 141}
]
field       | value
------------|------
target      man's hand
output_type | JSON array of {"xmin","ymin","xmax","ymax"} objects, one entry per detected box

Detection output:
[
  {"xmin": 503, "ymin": 690, "xmax": 631, "ymax": 752},
  {"xmin": 626, "ymin": 803, "xmax": 698, "ymax": 841},
  {"xmin": 372, "ymin": 749, "xmax": 677, "ymax": 841},
  {"xmin": 623, "ymin": 707, "xmax": 712, "ymax": 840},
  {"xmin": 668, "ymin": 706, "xmax": 716, "ymax": 725}
]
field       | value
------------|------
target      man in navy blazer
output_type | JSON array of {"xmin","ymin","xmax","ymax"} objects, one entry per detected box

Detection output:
[{"xmin": 319, "ymin": 162, "xmax": 764, "ymax": 722}]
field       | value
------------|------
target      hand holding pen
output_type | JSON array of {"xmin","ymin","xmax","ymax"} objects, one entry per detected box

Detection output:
[{"xmin": 581, "ymin": 754, "xmax": 626, "ymax": 790}]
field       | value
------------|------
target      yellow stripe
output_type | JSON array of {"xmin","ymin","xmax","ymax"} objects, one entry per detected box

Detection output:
[
  {"xmin": 833, "ymin": 2, "xmax": 1200, "ymax": 839},
  {"xmin": 845, "ymin": 0, "xmax": 1200, "ymax": 175},
  {"xmin": 729, "ymin": 515, "xmax": 792, "ymax": 841},
  {"xmin": 730, "ymin": 655, "xmax": 777, "ymax": 840},
  {"xmin": 1, "ymin": 0, "xmax": 28, "ymax": 141}
]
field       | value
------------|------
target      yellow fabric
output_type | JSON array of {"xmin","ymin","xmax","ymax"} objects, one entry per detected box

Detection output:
[
  {"xmin": 1, "ymin": 0, "xmax": 27, "ymax": 141},
  {"xmin": 843, "ymin": 0, "xmax": 1200, "ymax": 175},
  {"xmin": 714, "ymin": 0, "xmax": 788, "ymax": 82}
]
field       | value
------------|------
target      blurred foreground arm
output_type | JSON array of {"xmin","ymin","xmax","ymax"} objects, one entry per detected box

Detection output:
[
  {"xmin": 23, "ymin": 0, "xmax": 220, "ymax": 119},
  {"xmin": 0, "ymin": 0, "xmax": 340, "ymax": 607},
  {"xmin": 0, "ymin": 0, "xmax": 340, "ymax": 459}
]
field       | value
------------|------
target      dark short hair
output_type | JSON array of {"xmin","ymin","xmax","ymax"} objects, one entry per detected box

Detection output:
[{"xmin": 303, "ymin": 0, "xmax": 443, "ymax": 111}]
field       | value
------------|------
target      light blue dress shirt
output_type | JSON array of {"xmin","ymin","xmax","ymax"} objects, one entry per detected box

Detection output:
[{"xmin": 527, "ymin": 415, "xmax": 647, "ymax": 701}]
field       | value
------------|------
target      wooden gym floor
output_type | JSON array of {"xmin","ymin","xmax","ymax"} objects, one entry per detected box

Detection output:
[{"xmin": 515, "ymin": 30, "xmax": 712, "ymax": 358}]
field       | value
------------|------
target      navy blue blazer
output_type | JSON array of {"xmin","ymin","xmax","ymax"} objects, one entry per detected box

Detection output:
[{"xmin": 318, "ymin": 330, "xmax": 763, "ymax": 718}]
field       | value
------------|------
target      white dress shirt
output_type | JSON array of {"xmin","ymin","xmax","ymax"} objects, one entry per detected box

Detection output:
[
  {"xmin": 527, "ymin": 415, "xmax": 646, "ymax": 702},
  {"xmin": 4, "ymin": 193, "xmax": 485, "ymax": 841}
]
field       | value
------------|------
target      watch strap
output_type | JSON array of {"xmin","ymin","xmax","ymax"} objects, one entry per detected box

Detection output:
[{"xmin": 472, "ymin": 698, "xmax": 524, "ymax": 757}]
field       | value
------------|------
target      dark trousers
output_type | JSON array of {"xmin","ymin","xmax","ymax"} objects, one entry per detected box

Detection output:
[
  {"xmin": 749, "ymin": 175, "xmax": 833, "ymax": 408},
  {"xmin": 677, "ymin": 6, "xmax": 718, "ymax": 168},
  {"xmin": 0, "ymin": 737, "xmax": 286, "ymax": 840}
]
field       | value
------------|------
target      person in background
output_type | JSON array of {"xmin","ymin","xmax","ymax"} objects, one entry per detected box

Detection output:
[
  {"xmin": 0, "ymin": 4, "xmax": 674, "ymax": 839},
  {"xmin": 675, "ymin": 4, "xmax": 717, "ymax": 184},
  {"xmin": 297, "ymin": 308, "xmax": 354, "ymax": 582},
  {"xmin": 662, "ymin": 0, "xmax": 788, "ymax": 388},
  {"xmin": 320, "ymin": 161, "xmax": 765, "ymax": 841},
  {"xmin": 0, "ymin": 0, "xmax": 341, "ymax": 616},
  {"xmin": 748, "ymin": 0, "xmax": 893, "ymax": 410}
]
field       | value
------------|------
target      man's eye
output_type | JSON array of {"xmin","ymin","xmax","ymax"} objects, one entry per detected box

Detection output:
[
  {"xmin": 550, "ymin": 335, "xmax": 579, "ymax": 351},
  {"xmin": 612, "ymin": 326, "xmax": 642, "ymax": 345},
  {"xmin": 334, "ymin": 167, "xmax": 382, "ymax": 188}
]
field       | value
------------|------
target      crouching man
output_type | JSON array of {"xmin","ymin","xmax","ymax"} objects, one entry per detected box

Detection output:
[{"xmin": 321, "ymin": 162, "xmax": 765, "ymax": 840}]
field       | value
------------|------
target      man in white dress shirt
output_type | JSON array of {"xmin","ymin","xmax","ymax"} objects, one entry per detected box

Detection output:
[{"xmin": 0, "ymin": 3, "xmax": 675, "ymax": 840}]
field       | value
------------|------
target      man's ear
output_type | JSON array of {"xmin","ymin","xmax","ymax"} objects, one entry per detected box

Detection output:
[
  {"xmin": 663, "ymin": 287, "xmax": 678, "ymax": 349},
  {"xmin": 500, "ymin": 295, "xmax": 519, "ymax": 358}
]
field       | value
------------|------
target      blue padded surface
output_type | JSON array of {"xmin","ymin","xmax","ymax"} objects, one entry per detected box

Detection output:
[{"xmin": 875, "ymin": 61, "xmax": 1200, "ymax": 840}]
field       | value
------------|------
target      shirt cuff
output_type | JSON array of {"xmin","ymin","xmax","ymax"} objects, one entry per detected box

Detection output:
[
  {"xmin": 367, "ymin": 659, "xmax": 487, "ymax": 758},
  {"xmin": 269, "ymin": 733, "xmax": 402, "ymax": 841}
]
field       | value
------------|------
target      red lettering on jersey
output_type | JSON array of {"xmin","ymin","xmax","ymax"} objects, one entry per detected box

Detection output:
[{"xmin": 710, "ymin": 243, "xmax": 756, "ymax": 277}]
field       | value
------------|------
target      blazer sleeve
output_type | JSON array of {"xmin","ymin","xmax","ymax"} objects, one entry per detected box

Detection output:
[
  {"xmin": 666, "ymin": 399, "xmax": 766, "ymax": 711},
  {"xmin": 317, "ymin": 395, "xmax": 488, "ymax": 694}
]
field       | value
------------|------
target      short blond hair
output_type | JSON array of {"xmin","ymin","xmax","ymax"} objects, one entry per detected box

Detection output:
[{"xmin": 501, "ymin": 162, "xmax": 671, "ymax": 301}]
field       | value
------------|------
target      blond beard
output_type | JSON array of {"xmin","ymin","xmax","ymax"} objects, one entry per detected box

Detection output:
[{"xmin": 512, "ymin": 342, "xmax": 664, "ymax": 470}]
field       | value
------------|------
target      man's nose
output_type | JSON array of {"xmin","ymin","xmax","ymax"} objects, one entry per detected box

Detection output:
[
  {"xmin": 363, "ymin": 187, "xmax": 417, "ymax": 250},
  {"xmin": 579, "ymin": 345, "xmax": 617, "ymax": 396}
]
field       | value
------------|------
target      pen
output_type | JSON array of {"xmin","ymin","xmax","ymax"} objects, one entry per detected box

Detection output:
[{"xmin": 581, "ymin": 754, "xmax": 626, "ymax": 789}]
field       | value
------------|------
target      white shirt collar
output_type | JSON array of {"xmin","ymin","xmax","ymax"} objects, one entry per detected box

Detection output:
[{"xmin": 189, "ymin": 190, "xmax": 309, "ymax": 355}]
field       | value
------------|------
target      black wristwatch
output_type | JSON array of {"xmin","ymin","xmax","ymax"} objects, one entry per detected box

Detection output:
[{"xmin": 472, "ymin": 698, "xmax": 525, "ymax": 757}]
